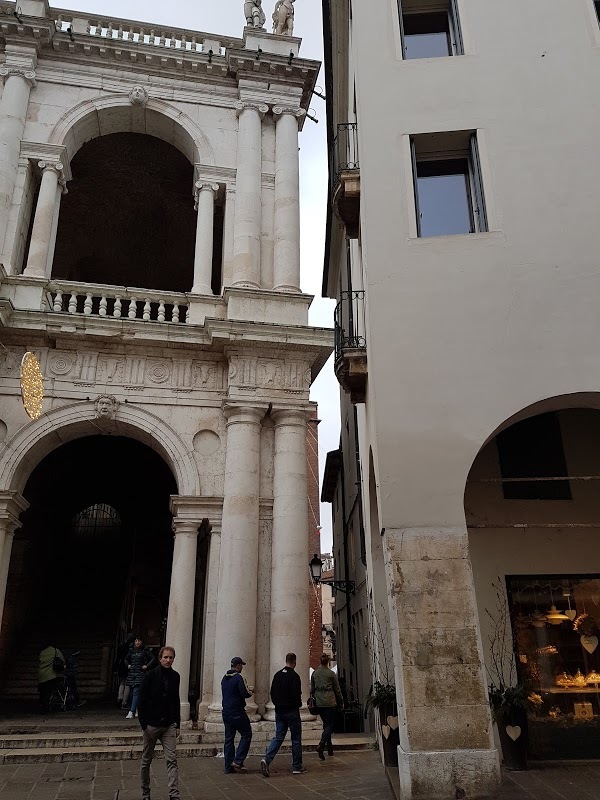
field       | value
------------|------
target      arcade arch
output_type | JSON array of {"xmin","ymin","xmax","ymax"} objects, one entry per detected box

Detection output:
[{"xmin": 466, "ymin": 396, "xmax": 600, "ymax": 760}]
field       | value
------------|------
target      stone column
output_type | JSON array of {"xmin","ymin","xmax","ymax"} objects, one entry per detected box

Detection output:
[
  {"xmin": 385, "ymin": 526, "xmax": 499, "ymax": 799},
  {"xmin": 0, "ymin": 58, "xmax": 36, "ymax": 257},
  {"xmin": 192, "ymin": 182, "xmax": 220, "ymax": 295},
  {"xmin": 231, "ymin": 102, "xmax": 268, "ymax": 288},
  {"xmin": 265, "ymin": 408, "xmax": 310, "ymax": 720},
  {"xmin": 199, "ymin": 518, "xmax": 221, "ymax": 721},
  {"xmin": 0, "ymin": 492, "xmax": 29, "ymax": 637},
  {"xmin": 165, "ymin": 498, "xmax": 202, "ymax": 724},
  {"xmin": 272, "ymin": 107, "xmax": 305, "ymax": 293},
  {"xmin": 23, "ymin": 161, "xmax": 66, "ymax": 278},
  {"xmin": 207, "ymin": 404, "xmax": 264, "ymax": 721}
]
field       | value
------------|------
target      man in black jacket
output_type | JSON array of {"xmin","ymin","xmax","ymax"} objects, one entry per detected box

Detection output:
[
  {"xmin": 138, "ymin": 646, "xmax": 181, "ymax": 800},
  {"xmin": 260, "ymin": 653, "xmax": 306, "ymax": 776}
]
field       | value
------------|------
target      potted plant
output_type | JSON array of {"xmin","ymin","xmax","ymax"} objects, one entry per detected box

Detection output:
[
  {"xmin": 366, "ymin": 681, "xmax": 399, "ymax": 766},
  {"xmin": 366, "ymin": 602, "xmax": 399, "ymax": 767},
  {"xmin": 486, "ymin": 581, "xmax": 531, "ymax": 770}
]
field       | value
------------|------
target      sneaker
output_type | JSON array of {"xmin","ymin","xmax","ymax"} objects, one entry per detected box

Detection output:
[
  {"xmin": 134, "ymin": 710, "xmax": 138, "ymax": 718},
  {"xmin": 292, "ymin": 767, "xmax": 307, "ymax": 774},
  {"xmin": 231, "ymin": 763, "xmax": 247, "ymax": 774},
  {"xmin": 260, "ymin": 759, "xmax": 270, "ymax": 777},
  {"xmin": 126, "ymin": 711, "xmax": 134, "ymax": 719}
]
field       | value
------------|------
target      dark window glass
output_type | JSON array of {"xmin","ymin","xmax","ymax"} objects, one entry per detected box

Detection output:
[
  {"xmin": 416, "ymin": 158, "xmax": 473, "ymax": 237},
  {"xmin": 596, "ymin": 1, "xmax": 600, "ymax": 25},
  {"xmin": 496, "ymin": 412, "xmax": 571, "ymax": 500},
  {"xmin": 403, "ymin": 12, "xmax": 451, "ymax": 59}
]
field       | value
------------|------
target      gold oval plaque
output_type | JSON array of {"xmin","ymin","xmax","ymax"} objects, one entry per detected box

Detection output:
[{"xmin": 20, "ymin": 352, "xmax": 44, "ymax": 420}]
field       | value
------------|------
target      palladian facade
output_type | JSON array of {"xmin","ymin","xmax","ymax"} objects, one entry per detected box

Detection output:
[{"xmin": 0, "ymin": 0, "xmax": 331, "ymax": 725}]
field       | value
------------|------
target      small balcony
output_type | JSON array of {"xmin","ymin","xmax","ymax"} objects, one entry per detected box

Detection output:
[
  {"xmin": 332, "ymin": 123, "xmax": 360, "ymax": 238},
  {"xmin": 334, "ymin": 290, "xmax": 367, "ymax": 403}
]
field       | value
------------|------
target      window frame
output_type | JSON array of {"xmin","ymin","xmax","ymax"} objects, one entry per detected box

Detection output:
[
  {"xmin": 398, "ymin": 0, "xmax": 464, "ymax": 60},
  {"xmin": 411, "ymin": 132, "xmax": 488, "ymax": 238}
]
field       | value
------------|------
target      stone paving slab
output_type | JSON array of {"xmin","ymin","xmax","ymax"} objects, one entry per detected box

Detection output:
[
  {"xmin": 2, "ymin": 749, "xmax": 599, "ymax": 799},
  {"xmin": 0, "ymin": 750, "xmax": 391, "ymax": 799}
]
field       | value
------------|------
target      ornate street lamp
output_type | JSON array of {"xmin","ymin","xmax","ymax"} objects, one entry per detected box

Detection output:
[{"xmin": 309, "ymin": 553, "xmax": 355, "ymax": 595}]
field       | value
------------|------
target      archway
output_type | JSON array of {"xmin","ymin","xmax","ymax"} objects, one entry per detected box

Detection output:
[
  {"xmin": 0, "ymin": 435, "xmax": 178, "ymax": 705},
  {"xmin": 466, "ymin": 401, "xmax": 600, "ymax": 760}
]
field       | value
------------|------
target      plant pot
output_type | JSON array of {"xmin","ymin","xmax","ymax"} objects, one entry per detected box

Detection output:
[
  {"xmin": 381, "ymin": 723, "xmax": 400, "ymax": 766},
  {"xmin": 379, "ymin": 703, "xmax": 400, "ymax": 767},
  {"xmin": 497, "ymin": 709, "xmax": 528, "ymax": 770}
]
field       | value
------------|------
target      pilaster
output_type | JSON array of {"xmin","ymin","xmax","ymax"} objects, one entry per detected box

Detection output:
[{"xmin": 0, "ymin": 492, "xmax": 29, "ymax": 637}]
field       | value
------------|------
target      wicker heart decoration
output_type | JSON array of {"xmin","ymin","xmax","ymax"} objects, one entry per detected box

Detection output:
[
  {"xmin": 382, "ymin": 724, "xmax": 391, "ymax": 739},
  {"xmin": 387, "ymin": 716, "xmax": 399, "ymax": 730},
  {"xmin": 506, "ymin": 725, "xmax": 522, "ymax": 741}
]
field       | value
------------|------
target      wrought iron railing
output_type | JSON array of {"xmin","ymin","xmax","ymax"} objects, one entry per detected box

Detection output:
[
  {"xmin": 332, "ymin": 122, "xmax": 359, "ymax": 185},
  {"xmin": 334, "ymin": 290, "xmax": 366, "ymax": 363}
]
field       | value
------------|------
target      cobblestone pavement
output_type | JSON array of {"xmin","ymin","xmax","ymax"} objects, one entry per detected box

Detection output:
[
  {"xmin": 0, "ymin": 750, "xmax": 393, "ymax": 800},
  {"xmin": 1, "ymin": 752, "xmax": 600, "ymax": 799}
]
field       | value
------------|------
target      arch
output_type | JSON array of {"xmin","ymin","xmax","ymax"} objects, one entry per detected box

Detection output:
[
  {"xmin": 49, "ymin": 95, "xmax": 215, "ymax": 166},
  {"xmin": 0, "ymin": 401, "xmax": 200, "ymax": 496},
  {"xmin": 468, "ymin": 391, "xmax": 600, "ymax": 475}
]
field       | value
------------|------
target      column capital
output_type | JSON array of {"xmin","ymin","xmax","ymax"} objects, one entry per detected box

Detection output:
[
  {"xmin": 271, "ymin": 406, "xmax": 313, "ymax": 427},
  {"xmin": 0, "ymin": 67, "xmax": 36, "ymax": 87},
  {"xmin": 223, "ymin": 402, "xmax": 267, "ymax": 425},
  {"xmin": 272, "ymin": 106, "xmax": 306, "ymax": 122},
  {"xmin": 38, "ymin": 160, "xmax": 68, "ymax": 192},
  {"xmin": 235, "ymin": 100, "xmax": 269, "ymax": 119},
  {"xmin": 0, "ymin": 491, "xmax": 29, "ymax": 533},
  {"xmin": 170, "ymin": 494, "xmax": 223, "ymax": 525},
  {"xmin": 193, "ymin": 181, "xmax": 220, "ymax": 210}
]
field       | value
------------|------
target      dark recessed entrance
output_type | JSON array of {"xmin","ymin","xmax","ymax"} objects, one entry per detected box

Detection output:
[{"xmin": 0, "ymin": 435, "xmax": 177, "ymax": 706}]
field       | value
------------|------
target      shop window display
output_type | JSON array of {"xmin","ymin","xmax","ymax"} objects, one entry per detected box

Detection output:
[{"xmin": 507, "ymin": 575, "xmax": 600, "ymax": 759}]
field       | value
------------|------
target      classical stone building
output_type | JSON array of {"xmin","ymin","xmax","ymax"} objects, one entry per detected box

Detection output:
[
  {"xmin": 0, "ymin": 0, "xmax": 331, "ymax": 725},
  {"xmin": 324, "ymin": 0, "xmax": 600, "ymax": 797}
]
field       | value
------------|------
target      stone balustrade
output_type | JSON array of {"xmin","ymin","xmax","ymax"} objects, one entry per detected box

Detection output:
[
  {"xmin": 51, "ymin": 7, "xmax": 240, "ymax": 54},
  {"xmin": 47, "ymin": 280, "xmax": 189, "ymax": 324}
]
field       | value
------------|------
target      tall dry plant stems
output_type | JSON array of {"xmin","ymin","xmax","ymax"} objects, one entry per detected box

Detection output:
[{"xmin": 485, "ymin": 578, "xmax": 516, "ymax": 691}]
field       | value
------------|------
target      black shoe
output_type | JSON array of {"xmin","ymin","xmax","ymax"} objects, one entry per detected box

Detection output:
[
  {"xmin": 260, "ymin": 759, "xmax": 270, "ymax": 777},
  {"xmin": 327, "ymin": 743, "xmax": 334, "ymax": 757},
  {"xmin": 317, "ymin": 743, "xmax": 325, "ymax": 761}
]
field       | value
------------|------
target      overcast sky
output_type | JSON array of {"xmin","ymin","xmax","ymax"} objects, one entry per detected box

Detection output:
[{"xmin": 58, "ymin": 0, "xmax": 340, "ymax": 551}]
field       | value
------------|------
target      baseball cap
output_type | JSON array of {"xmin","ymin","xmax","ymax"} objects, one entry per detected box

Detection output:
[{"xmin": 231, "ymin": 657, "xmax": 246, "ymax": 667}]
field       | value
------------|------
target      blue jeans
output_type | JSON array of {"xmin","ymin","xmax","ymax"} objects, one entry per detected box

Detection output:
[
  {"xmin": 129, "ymin": 686, "xmax": 140, "ymax": 714},
  {"xmin": 317, "ymin": 706, "xmax": 336, "ymax": 746},
  {"xmin": 222, "ymin": 711, "xmax": 252, "ymax": 772},
  {"xmin": 265, "ymin": 710, "xmax": 302, "ymax": 770}
]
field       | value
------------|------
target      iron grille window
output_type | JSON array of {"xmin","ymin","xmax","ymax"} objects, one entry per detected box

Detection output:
[
  {"xmin": 496, "ymin": 412, "xmax": 571, "ymax": 500},
  {"xmin": 72, "ymin": 503, "xmax": 122, "ymax": 538},
  {"xmin": 398, "ymin": 0, "xmax": 463, "ymax": 59},
  {"xmin": 411, "ymin": 131, "xmax": 487, "ymax": 237}
]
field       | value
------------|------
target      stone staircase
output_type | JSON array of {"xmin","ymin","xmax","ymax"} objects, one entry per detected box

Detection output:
[
  {"xmin": 0, "ymin": 723, "xmax": 374, "ymax": 764},
  {"xmin": 2, "ymin": 636, "xmax": 114, "ymax": 701}
]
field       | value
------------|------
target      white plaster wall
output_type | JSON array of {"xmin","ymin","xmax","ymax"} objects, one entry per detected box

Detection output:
[{"xmin": 347, "ymin": 0, "xmax": 600, "ymax": 529}]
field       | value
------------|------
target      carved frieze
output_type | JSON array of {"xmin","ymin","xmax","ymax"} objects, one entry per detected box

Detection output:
[
  {"xmin": 228, "ymin": 355, "xmax": 311, "ymax": 393},
  {"xmin": 0, "ymin": 347, "xmax": 226, "ymax": 393}
]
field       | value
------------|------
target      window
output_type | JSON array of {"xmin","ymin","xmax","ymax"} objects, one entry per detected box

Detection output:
[
  {"xmin": 596, "ymin": 1, "xmax": 600, "ymax": 25},
  {"xmin": 399, "ymin": 0, "xmax": 463, "ymax": 59},
  {"xmin": 496, "ymin": 412, "xmax": 571, "ymax": 500},
  {"xmin": 411, "ymin": 131, "xmax": 487, "ymax": 237}
]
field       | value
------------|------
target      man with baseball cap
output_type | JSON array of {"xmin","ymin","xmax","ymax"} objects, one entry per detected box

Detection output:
[{"xmin": 221, "ymin": 656, "xmax": 253, "ymax": 774}]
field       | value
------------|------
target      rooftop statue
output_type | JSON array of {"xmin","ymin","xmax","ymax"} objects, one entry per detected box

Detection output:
[
  {"xmin": 244, "ymin": 0, "xmax": 266, "ymax": 28},
  {"xmin": 272, "ymin": 0, "xmax": 295, "ymax": 36}
]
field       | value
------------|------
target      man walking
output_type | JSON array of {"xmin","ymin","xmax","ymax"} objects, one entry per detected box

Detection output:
[
  {"xmin": 138, "ymin": 646, "xmax": 180, "ymax": 800},
  {"xmin": 260, "ymin": 653, "xmax": 306, "ymax": 776},
  {"xmin": 221, "ymin": 656, "xmax": 253, "ymax": 774}
]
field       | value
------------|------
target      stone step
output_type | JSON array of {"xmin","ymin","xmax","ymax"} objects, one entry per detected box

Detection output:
[{"xmin": 0, "ymin": 736, "xmax": 373, "ymax": 765}]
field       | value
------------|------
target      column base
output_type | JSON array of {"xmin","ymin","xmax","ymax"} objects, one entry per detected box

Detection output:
[
  {"xmin": 231, "ymin": 279, "xmax": 260, "ymax": 289},
  {"xmin": 179, "ymin": 701, "xmax": 191, "ymax": 724},
  {"xmin": 272, "ymin": 283, "xmax": 301, "ymax": 293},
  {"xmin": 397, "ymin": 745, "xmax": 500, "ymax": 799},
  {"xmin": 262, "ymin": 703, "xmax": 317, "ymax": 722}
]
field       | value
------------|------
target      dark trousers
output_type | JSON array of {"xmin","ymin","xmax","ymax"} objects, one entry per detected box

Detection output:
[
  {"xmin": 39, "ymin": 678, "xmax": 61, "ymax": 712},
  {"xmin": 222, "ymin": 711, "xmax": 252, "ymax": 772},
  {"xmin": 317, "ymin": 706, "xmax": 336, "ymax": 746}
]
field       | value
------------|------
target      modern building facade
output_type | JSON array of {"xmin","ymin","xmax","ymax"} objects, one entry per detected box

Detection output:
[
  {"xmin": 0, "ymin": 0, "xmax": 331, "ymax": 725},
  {"xmin": 323, "ymin": 0, "xmax": 600, "ymax": 796}
]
